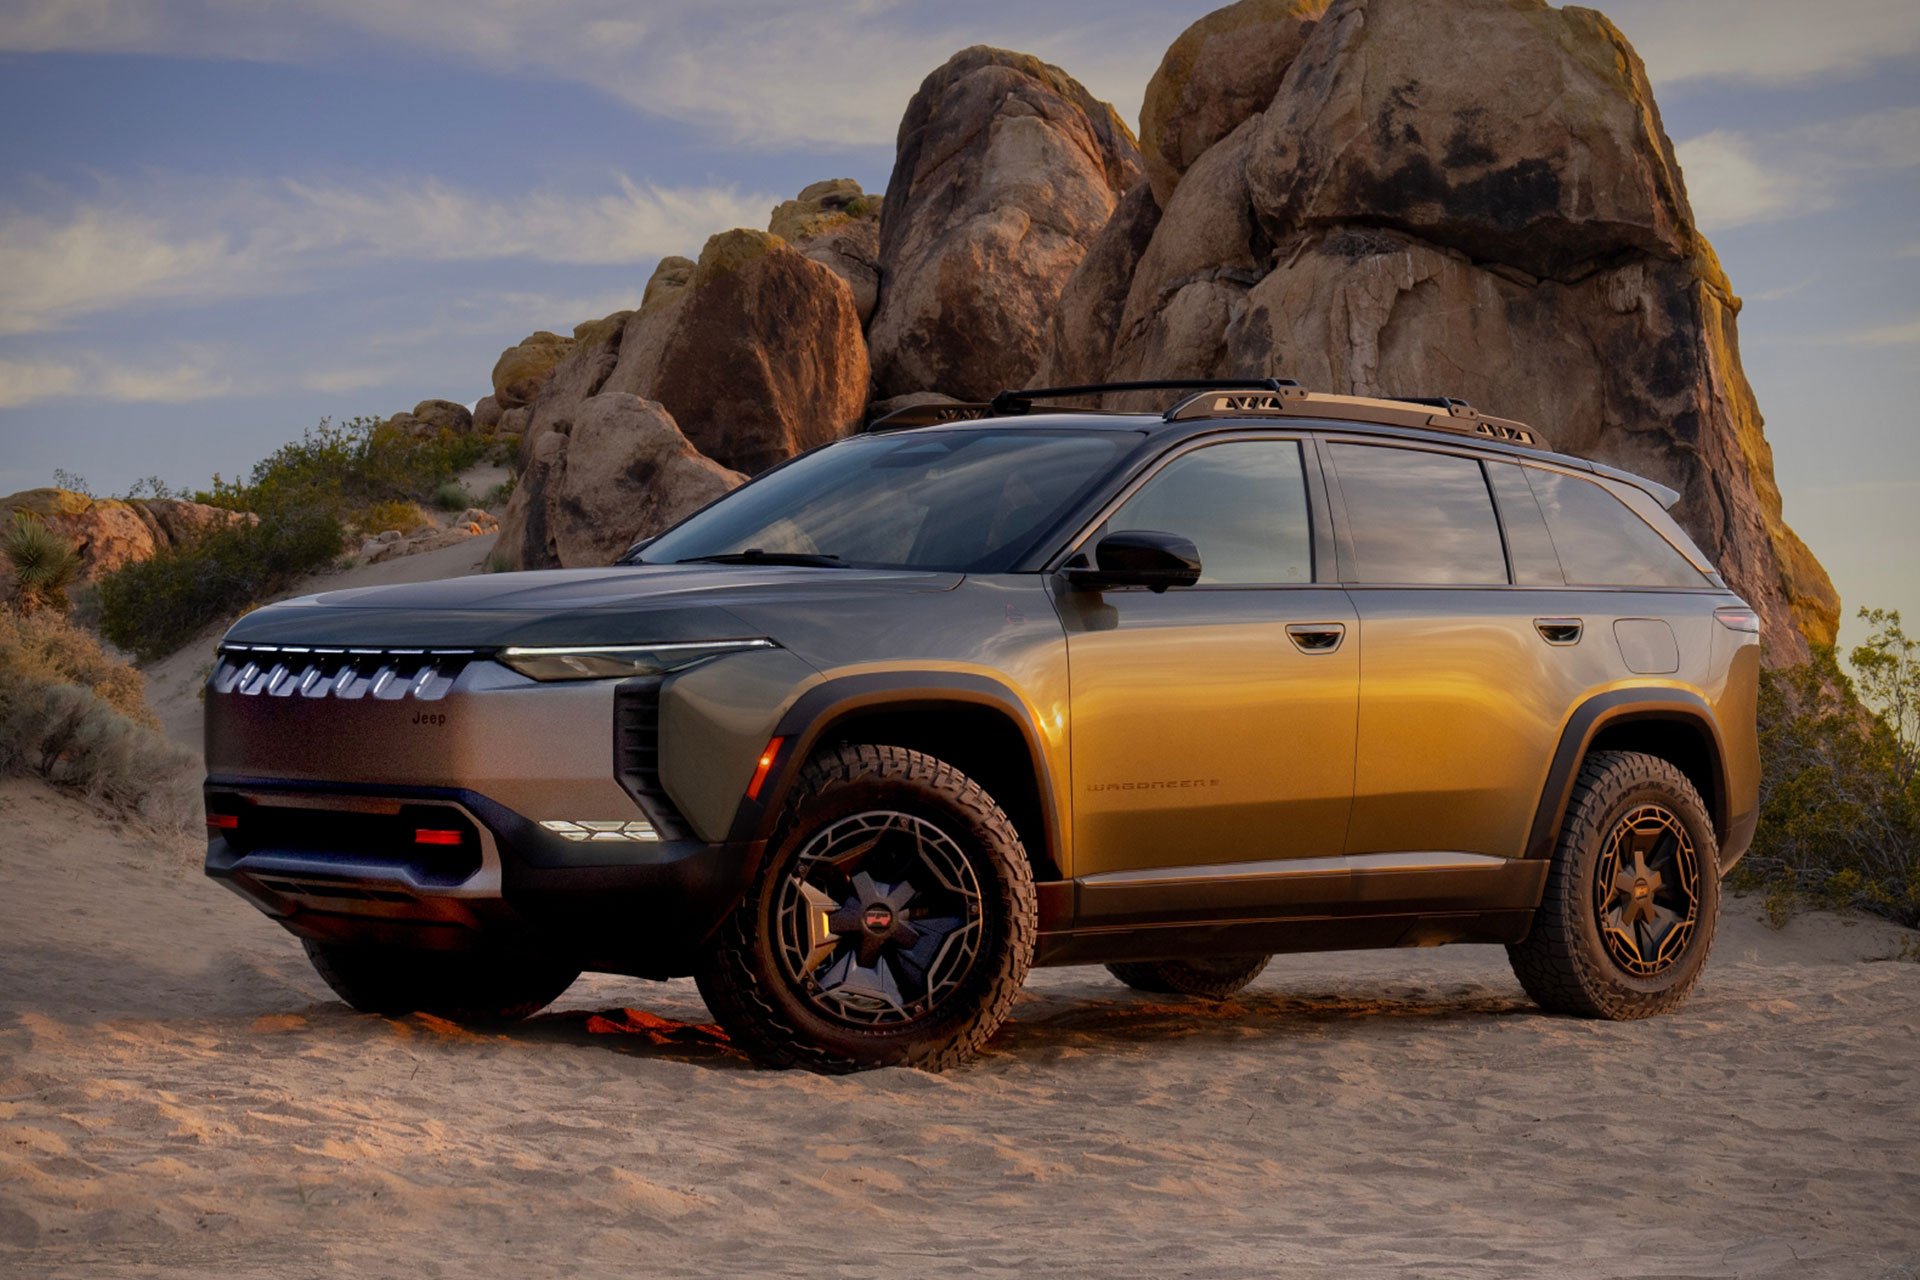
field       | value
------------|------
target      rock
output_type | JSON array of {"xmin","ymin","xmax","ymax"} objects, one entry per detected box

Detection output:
[
  {"xmin": 1034, "ymin": 180, "xmax": 1163, "ymax": 388},
  {"xmin": 867, "ymin": 46, "xmax": 1143, "ymax": 402},
  {"xmin": 1139, "ymin": 0, "xmax": 1324, "ymax": 208},
  {"xmin": 0, "ymin": 489, "xmax": 255, "ymax": 582},
  {"xmin": 770, "ymin": 181, "xmax": 884, "ymax": 325},
  {"xmin": 472, "ymin": 395, "xmax": 504, "ymax": 434},
  {"xmin": 619, "ymin": 230, "xmax": 868, "ymax": 475},
  {"xmin": 496, "ymin": 394, "xmax": 745, "ymax": 569},
  {"xmin": 642, "ymin": 256, "xmax": 695, "ymax": 312},
  {"xmin": 1245, "ymin": 0, "xmax": 1692, "ymax": 282},
  {"xmin": 410, "ymin": 399, "xmax": 473, "ymax": 435},
  {"xmin": 498, "ymin": 406, "xmax": 531, "ymax": 440},
  {"xmin": 384, "ymin": 412, "xmax": 423, "ymax": 437},
  {"xmin": 514, "ymin": 310, "xmax": 634, "ymax": 472},
  {"xmin": 491, "ymin": 330, "xmax": 575, "ymax": 408},
  {"xmin": 1041, "ymin": 0, "xmax": 1836, "ymax": 659}
]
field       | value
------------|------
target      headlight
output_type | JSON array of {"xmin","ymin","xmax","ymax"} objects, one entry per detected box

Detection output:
[{"xmin": 496, "ymin": 638, "xmax": 776, "ymax": 682}]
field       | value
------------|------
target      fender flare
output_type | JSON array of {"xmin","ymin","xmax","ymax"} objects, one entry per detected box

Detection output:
[
  {"xmin": 723, "ymin": 671, "xmax": 1065, "ymax": 869},
  {"xmin": 1523, "ymin": 688, "xmax": 1730, "ymax": 860}
]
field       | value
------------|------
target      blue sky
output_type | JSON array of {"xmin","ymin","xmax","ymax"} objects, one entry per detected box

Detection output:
[{"xmin": 0, "ymin": 0, "xmax": 1915, "ymax": 645}]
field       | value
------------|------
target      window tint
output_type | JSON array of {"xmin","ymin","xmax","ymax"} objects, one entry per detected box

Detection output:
[
  {"xmin": 1524, "ymin": 468, "xmax": 1707, "ymax": 588},
  {"xmin": 1095, "ymin": 440, "xmax": 1312, "ymax": 584},
  {"xmin": 1330, "ymin": 444, "xmax": 1508, "ymax": 585},
  {"xmin": 1485, "ymin": 461, "xmax": 1564, "ymax": 586}
]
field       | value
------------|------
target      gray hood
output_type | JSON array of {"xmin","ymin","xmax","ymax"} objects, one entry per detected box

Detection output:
[{"xmin": 221, "ymin": 564, "xmax": 961, "ymax": 650}]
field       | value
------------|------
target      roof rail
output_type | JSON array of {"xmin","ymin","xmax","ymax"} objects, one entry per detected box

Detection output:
[
  {"xmin": 1164, "ymin": 387, "xmax": 1546, "ymax": 449},
  {"xmin": 865, "ymin": 400, "xmax": 997, "ymax": 432}
]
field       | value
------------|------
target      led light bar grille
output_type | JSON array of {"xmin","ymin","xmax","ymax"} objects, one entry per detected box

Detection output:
[{"xmin": 212, "ymin": 644, "xmax": 476, "ymax": 702}]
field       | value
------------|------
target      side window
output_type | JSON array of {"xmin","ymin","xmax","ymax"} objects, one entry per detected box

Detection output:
[
  {"xmin": 1329, "ymin": 444, "xmax": 1508, "ymax": 585},
  {"xmin": 1485, "ymin": 461, "xmax": 1565, "ymax": 586},
  {"xmin": 1525, "ymin": 468, "xmax": 1707, "ymax": 588},
  {"xmin": 1095, "ymin": 440, "xmax": 1312, "ymax": 585}
]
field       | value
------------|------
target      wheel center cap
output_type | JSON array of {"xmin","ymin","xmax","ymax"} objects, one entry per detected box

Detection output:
[
  {"xmin": 862, "ymin": 904, "xmax": 895, "ymax": 934},
  {"xmin": 1633, "ymin": 880, "xmax": 1651, "ymax": 899}
]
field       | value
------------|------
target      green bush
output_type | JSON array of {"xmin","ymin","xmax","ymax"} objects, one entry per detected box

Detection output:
[
  {"xmin": 0, "ymin": 607, "xmax": 157, "ymax": 727},
  {"xmin": 97, "ymin": 509, "xmax": 344, "ymax": 661},
  {"xmin": 353, "ymin": 499, "xmax": 430, "ymax": 536},
  {"xmin": 195, "ymin": 415, "xmax": 490, "ymax": 521},
  {"xmin": 2, "ymin": 515, "xmax": 81, "ymax": 614},
  {"xmin": 0, "ymin": 668, "xmax": 200, "ymax": 831},
  {"xmin": 1737, "ymin": 609, "xmax": 1920, "ymax": 925},
  {"xmin": 434, "ymin": 481, "xmax": 476, "ymax": 511}
]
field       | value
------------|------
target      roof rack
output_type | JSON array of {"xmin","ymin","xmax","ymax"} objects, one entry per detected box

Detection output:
[
  {"xmin": 864, "ymin": 379, "xmax": 1299, "ymax": 433},
  {"xmin": 863, "ymin": 379, "xmax": 1546, "ymax": 450},
  {"xmin": 1163, "ymin": 386, "xmax": 1545, "ymax": 449}
]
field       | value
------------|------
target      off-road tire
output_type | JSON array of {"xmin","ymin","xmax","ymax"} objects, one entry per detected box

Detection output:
[
  {"xmin": 1508, "ymin": 750, "xmax": 1720, "ymax": 1020},
  {"xmin": 1106, "ymin": 955, "xmax": 1270, "ymax": 1000},
  {"xmin": 303, "ymin": 939, "xmax": 580, "ymax": 1024},
  {"xmin": 695, "ymin": 744, "xmax": 1036, "ymax": 1073}
]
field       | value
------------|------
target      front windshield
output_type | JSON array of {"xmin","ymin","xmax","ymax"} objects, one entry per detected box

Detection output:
[{"xmin": 638, "ymin": 429, "xmax": 1136, "ymax": 572}]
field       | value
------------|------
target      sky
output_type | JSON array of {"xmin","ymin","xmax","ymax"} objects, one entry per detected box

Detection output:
[{"xmin": 0, "ymin": 0, "xmax": 1915, "ymax": 648}]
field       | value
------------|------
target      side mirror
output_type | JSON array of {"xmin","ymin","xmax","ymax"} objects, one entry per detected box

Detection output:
[{"xmin": 1062, "ymin": 530, "xmax": 1202, "ymax": 593}]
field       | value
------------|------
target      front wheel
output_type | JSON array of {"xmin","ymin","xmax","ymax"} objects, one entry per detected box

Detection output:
[
  {"xmin": 302, "ymin": 939, "xmax": 580, "ymax": 1024},
  {"xmin": 696, "ymin": 744, "xmax": 1036, "ymax": 1072},
  {"xmin": 1507, "ymin": 750, "xmax": 1720, "ymax": 1019}
]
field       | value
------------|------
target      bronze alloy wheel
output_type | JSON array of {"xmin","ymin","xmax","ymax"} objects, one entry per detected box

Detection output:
[
  {"xmin": 1593, "ymin": 803, "xmax": 1701, "ymax": 979},
  {"xmin": 773, "ymin": 809, "xmax": 986, "ymax": 1027}
]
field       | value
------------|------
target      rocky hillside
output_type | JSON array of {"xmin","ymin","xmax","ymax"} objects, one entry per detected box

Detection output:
[
  {"xmin": 0, "ymin": 489, "xmax": 254, "ymax": 582},
  {"xmin": 407, "ymin": 0, "xmax": 1836, "ymax": 662}
]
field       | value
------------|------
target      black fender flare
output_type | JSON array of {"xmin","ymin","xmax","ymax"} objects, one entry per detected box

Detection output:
[
  {"xmin": 1523, "ymin": 688, "xmax": 1730, "ymax": 860},
  {"xmin": 723, "ymin": 671, "xmax": 1065, "ymax": 870}
]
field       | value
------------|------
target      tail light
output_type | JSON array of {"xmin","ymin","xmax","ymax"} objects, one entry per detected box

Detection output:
[
  {"xmin": 414, "ymin": 828, "xmax": 466, "ymax": 846},
  {"xmin": 206, "ymin": 812, "xmax": 239, "ymax": 831},
  {"xmin": 1714, "ymin": 606, "xmax": 1760, "ymax": 634}
]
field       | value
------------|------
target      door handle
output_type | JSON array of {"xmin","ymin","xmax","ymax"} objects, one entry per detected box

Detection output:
[
  {"xmin": 1286, "ymin": 622, "xmax": 1346, "ymax": 654},
  {"xmin": 1535, "ymin": 617, "xmax": 1583, "ymax": 645}
]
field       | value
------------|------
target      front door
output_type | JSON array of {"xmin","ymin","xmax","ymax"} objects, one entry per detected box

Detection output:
[{"xmin": 1057, "ymin": 437, "xmax": 1358, "ymax": 877}]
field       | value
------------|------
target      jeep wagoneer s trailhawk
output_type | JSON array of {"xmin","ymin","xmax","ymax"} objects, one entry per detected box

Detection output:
[{"xmin": 205, "ymin": 379, "xmax": 1760, "ymax": 1071}]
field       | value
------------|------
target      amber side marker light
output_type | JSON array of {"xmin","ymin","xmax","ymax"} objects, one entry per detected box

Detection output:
[
  {"xmin": 1714, "ymin": 606, "xmax": 1760, "ymax": 633},
  {"xmin": 414, "ymin": 828, "xmax": 465, "ymax": 846},
  {"xmin": 747, "ymin": 738, "xmax": 784, "ymax": 801}
]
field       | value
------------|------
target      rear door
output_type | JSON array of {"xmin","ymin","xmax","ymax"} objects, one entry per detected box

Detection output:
[
  {"xmin": 1058, "ymin": 435, "xmax": 1359, "ymax": 876},
  {"xmin": 1323, "ymin": 439, "xmax": 1586, "ymax": 859}
]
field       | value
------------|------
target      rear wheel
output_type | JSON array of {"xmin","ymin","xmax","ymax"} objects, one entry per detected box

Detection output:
[
  {"xmin": 1507, "ymin": 750, "xmax": 1719, "ymax": 1019},
  {"xmin": 302, "ymin": 939, "xmax": 580, "ymax": 1024},
  {"xmin": 696, "ymin": 744, "xmax": 1036, "ymax": 1072},
  {"xmin": 1107, "ymin": 955, "xmax": 1269, "ymax": 1000}
]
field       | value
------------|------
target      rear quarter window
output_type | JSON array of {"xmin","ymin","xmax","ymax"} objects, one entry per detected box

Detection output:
[{"xmin": 1524, "ymin": 468, "xmax": 1708, "ymax": 588}]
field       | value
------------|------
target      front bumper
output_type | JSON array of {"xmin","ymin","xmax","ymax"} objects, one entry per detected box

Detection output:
[{"xmin": 204, "ymin": 778, "xmax": 764, "ymax": 978}]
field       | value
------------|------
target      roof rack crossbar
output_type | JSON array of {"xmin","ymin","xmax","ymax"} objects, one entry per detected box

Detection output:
[
  {"xmin": 1164, "ymin": 387, "xmax": 1546, "ymax": 449},
  {"xmin": 987, "ymin": 378, "xmax": 1298, "ymax": 416}
]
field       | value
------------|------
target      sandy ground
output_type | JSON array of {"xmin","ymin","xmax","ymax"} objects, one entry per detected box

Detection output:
[{"xmin": 2, "ymin": 777, "xmax": 1916, "ymax": 1279}]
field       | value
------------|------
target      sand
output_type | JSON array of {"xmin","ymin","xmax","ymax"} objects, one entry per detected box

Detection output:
[{"xmin": 2, "ymin": 775, "xmax": 1916, "ymax": 1278}]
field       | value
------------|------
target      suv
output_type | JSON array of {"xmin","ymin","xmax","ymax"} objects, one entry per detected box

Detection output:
[{"xmin": 205, "ymin": 379, "xmax": 1760, "ymax": 1072}]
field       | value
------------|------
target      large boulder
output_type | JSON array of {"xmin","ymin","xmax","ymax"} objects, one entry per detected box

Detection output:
[
  {"xmin": 641, "ymin": 256, "xmax": 695, "ymax": 312},
  {"xmin": 771, "ymin": 180, "xmax": 883, "ymax": 325},
  {"xmin": 496, "ymin": 394, "xmax": 744, "ymax": 569},
  {"xmin": 867, "ymin": 46, "xmax": 1142, "ymax": 402},
  {"xmin": 618, "ymin": 230, "xmax": 868, "ymax": 475},
  {"xmin": 491, "ymin": 330, "xmax": 575, "ymax": 408},
  {"xmin": 1040, "ymin": 0, "xmax": 1837, "ymax": 661},
  {"xmin": 1138, "ymin": 0, "xmax": 1324, "ymax": 208},
  {"xmin": 1, "ymin": 489, "xmax": 254, "ymax": 582},
  {"xmin": 410, "ymin": 398, "xmax": 473, "ymax": 435},
  {"xmin": 1245, "ymin": 0, "xmax": 1692, "ymax": 282},
  {"xmin": 1034, "ymin": 180, "xmax": 1162, "ymax": 388}
]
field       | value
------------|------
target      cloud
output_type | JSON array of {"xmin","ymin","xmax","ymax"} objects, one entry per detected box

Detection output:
[
  {"xmin": 0, "ymin": 359, "xmax": 80, "ymax": 409},
  {"xmin": 1842, "ymin": 317, "xmax": 1920, "ymax": 346},
  {"xmin": 0, "ymin": 353, "xmax": 237, "ymax": 408},
  {"xmin": 0, "ymin": 0, "xmax": 1172, "ymax": 147},
  {"xmin": 1607, "ymin": 0, "xmax": 1920, "ymax": 86},
  {"xmin": 0, "ymin": 173, "xmax": 772, "ymax": 333},
  {"xmin": 1677, "ymin": 106, "xmax": 1920, "ymax": 231}
]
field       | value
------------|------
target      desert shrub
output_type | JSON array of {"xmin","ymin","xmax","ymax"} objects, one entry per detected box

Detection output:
[
  {"xmin": 2, "ymin": 515, "xmax": 81, "ymax": 614},
  {"xmin": 481, "ymin": 475, "xmax": 516, "ymax": 508},
  {"xmin": 195, "ymin": 415, "xmax": 488, "ymax": 521},
  {"xmin": 0, "ymin": 607, "xmax": 157, "ymax": 728},
  {"xmin": 433, "ymin": 481, "xmax": 476, "ymax": 511},
  {"xmin": 0, "ymin": 669, "xmax": 200, "ymax": 831},
  {"xmin": 354, "ymin": 499, "xmax": 430, "ymax": 536},
  {"xmin": 97, "ymin": 508, "xmax": 344, "ymax": 661},
  {"xmin": 1737, "ymin": 611, "xmax": 1920, "ymax": 924}
]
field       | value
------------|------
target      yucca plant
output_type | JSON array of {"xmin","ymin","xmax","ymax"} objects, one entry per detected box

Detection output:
[{"xmin": 3, "ymin": 515, "xmax": 81, "ymax": 615}]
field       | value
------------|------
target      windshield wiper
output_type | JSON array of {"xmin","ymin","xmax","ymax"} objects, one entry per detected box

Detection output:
[{"xmin": 675, "ymin": 550, "xmax": 848, "ymax": 568}]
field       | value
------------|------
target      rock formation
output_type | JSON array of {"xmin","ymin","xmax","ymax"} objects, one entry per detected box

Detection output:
[
  {"xmin": 770, "ymin": 179, "xmax": 883, "ymax": 324},
  {"xmin": 386, "ymin": 398, "xmax": 476, "ymax": 438},
  {"xmin": 1, "ymin": 489, "xmax": 256, "ymax": 582},
  {"xmin": 866, "ymin": 46, "xmax": 1143, "ymax": 402},
  {"xmin": 491, "ymin": 331, "xmax": 576, "ymax": 409},
  {"xmin": 1044, "ymin": 0, "xmax": 1837, "ymax": 660},
  {"xmin": 496, "ymin": 395, "xmax": 743, "ymax": 569}
]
